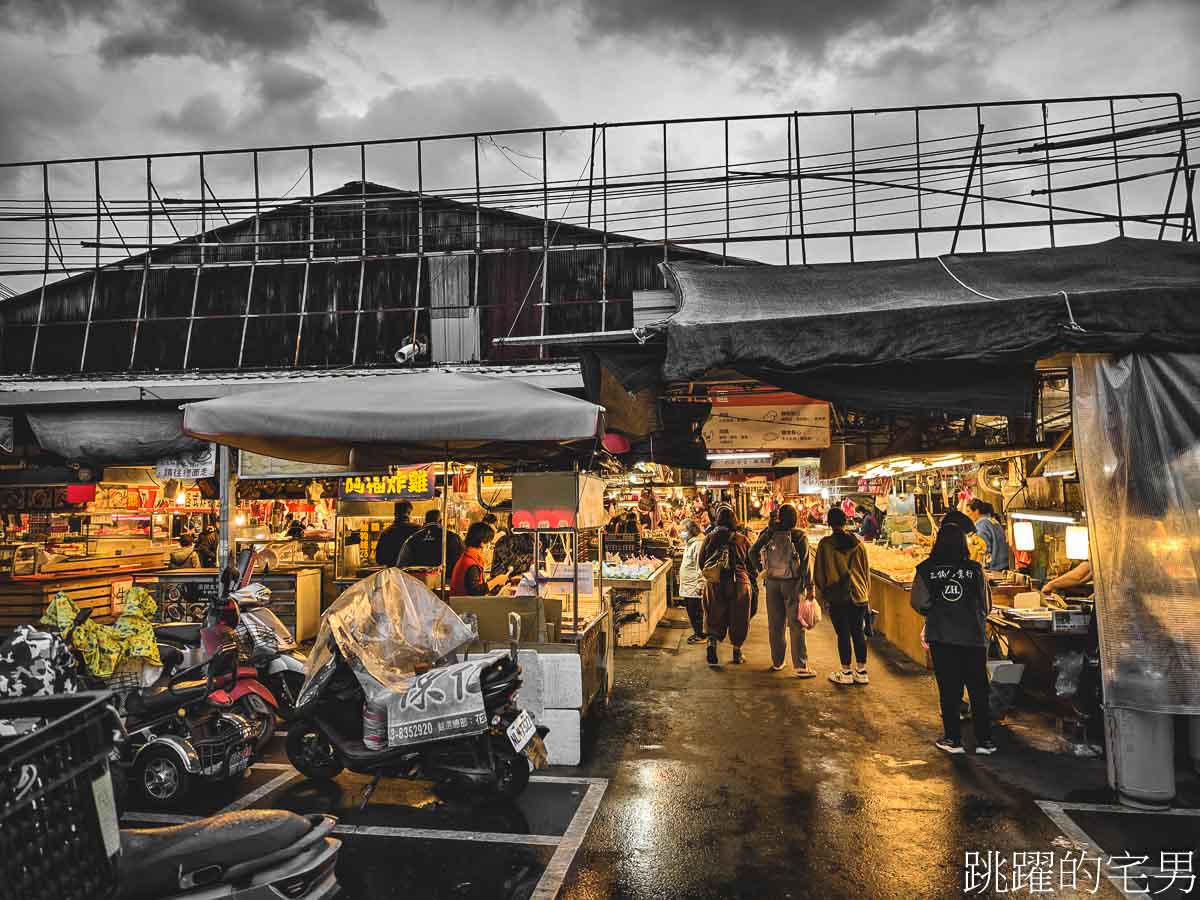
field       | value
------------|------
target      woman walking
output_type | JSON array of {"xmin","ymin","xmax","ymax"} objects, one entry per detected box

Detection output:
[
  {"xmin": 677, "ymin": 520, "xmax": 707, "ymax": 645},
  {"xmin": 751, "ymin": 504, "xmax": 816, "ymax": 677},
  {"xmin": 700, "ymin": 506, "xmax": 753, "ymax": 666},
  {"xmin": 911, "ymin": 523, "xmax": 996, "ymax": 755},
  {"xmin": 813, "ymin": 508, "xmax": 871, "ymax": 685}
]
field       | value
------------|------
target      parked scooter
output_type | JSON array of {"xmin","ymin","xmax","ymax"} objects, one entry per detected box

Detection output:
[
  {"xmin": 117, "ymin": 810, "xmax": 341, "ymax": 900},
  {"xmin": 56, "ymin": 608, "xmax": 256, "ymax": 809},
  {"xmin": 157, "ymin": 583, "xmax": 307, "ymax": 718},
  {"xmin": 288, "ymin": 612, "xmax": 548, "ymax": 800},
  {"xmin": 155, "ymin": 585, "xmax": 281, "ymax": 752}
]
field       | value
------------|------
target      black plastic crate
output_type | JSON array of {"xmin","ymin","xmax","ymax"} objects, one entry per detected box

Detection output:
[{"xmin": 0, "ymin": 691, "xmax": 121, "ymax": 900}]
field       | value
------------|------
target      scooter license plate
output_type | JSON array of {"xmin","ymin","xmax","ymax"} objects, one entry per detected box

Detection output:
[
  {"xmin": 506, "ymin": 710, "xmax": 537, "ymax": 753},
  {"xmin": 228, "ymin": 745, "xmax": 252, "ymax": 776}
]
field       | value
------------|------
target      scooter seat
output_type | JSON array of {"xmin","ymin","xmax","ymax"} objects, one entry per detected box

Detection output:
[
  {"xmin": 118, "ymin": 810, "xmax": 314, "ymax": 900},
  {"xmin": 156, "ymin": 622, "xmax": 203, "ymax": 645},
  {"xmin": 125, "ymin": 678, "xmax": 210, "ymax": 716}
]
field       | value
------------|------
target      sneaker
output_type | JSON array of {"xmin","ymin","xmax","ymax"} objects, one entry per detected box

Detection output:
[
  {"xmin": 935, "ymin": 737, "xmax": 965, "ymax": 755},
  {"xmin": 794, "ymin": 667, "xmax": 817, "ymax": 679},
  {"xmin": 828, "ymin": 670, "xmax": 854, "ymax": 685},
  {"xmin": 768, "ymin": 663, "xmax": 785, "ymax": 672},
  {"xmin": 731, "ymin": 648, "xmax": 744, "ymax": 665},
  {"xmin": 687, "ymin": 634, "xmax": 707, "ymax": 644},
  {"xmin": 853, "ymin": 669, "xmax": 870, "ymax": 684},
  {"xmin": 706, "ymin": 643, "xmax": 718, "ymax": 666},
  {"xmin": 975, "ymin": 741, "xmax": 998, "ymax": 756}
]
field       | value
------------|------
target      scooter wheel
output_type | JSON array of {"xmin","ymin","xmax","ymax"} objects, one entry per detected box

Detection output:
[
  {"xmin": 492, "ymin": 743, "xmax": 531, "ymax": 799},
  {"xmin": 238, "ymin": 696, "xmax": 277, "ymax": 753},
  {"xmin": 286, "ymin": 723, "xmax": 344, "ymax": 780},
  {"xmin": 134, "ymin": 746, "xmax": 191, "ymax": 809}
]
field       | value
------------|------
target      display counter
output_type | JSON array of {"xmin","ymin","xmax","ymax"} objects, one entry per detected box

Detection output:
[
  {"xmin": 869, "ymin": 571, "xmax": 930, "ymax": 669},
  {"xmin": 604, "ymin": 559, "xmax": 671, "ymax": 648},
  {"xmin": 0, "ymin": 568, "xmax": 159, "ymax": 632}
]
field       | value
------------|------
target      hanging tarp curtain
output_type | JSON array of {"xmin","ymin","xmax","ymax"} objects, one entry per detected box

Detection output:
[
  {"xmin": 182, "ymin": 371, "xmax": 605, "ymax": 467},
  {"xmin": 1073, "ymin": 352, "xmax": 1200, "ymax": 715},
  {"xmin": 658, "ymin": 237, "xmax": 1200, "ymax": 413},
  {"xmin": 27, "ymin": 407, "xmax": 205, "ymax": 462}
]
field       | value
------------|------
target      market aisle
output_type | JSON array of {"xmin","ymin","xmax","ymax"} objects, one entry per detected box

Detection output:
[{"xmin": 563, "ymin": 605, "xmax": 1122, "ymax": 900}]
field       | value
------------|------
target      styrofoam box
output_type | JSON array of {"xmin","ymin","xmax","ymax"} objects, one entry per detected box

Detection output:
[
  {"xmin": 539, "ymin": 707, "xmax": 582, "ymax": 767},
  {"xmin": 470, "ymin": 649, "xmax": 544, "ymax": 719},
  {"xmin": 538, "ymin": 651, "xmax": 583, "ymax": 709}
]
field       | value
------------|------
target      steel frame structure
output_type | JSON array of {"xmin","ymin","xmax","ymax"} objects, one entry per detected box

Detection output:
[{"xmin": 0, "ymin": 92, "xmax": 1195, "ymax": 374}]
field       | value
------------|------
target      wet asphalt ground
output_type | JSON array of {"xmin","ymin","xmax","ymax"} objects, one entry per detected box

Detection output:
[{"xmin": 121, "ymin": 606, "xmax": 1200, "ymax": 899}]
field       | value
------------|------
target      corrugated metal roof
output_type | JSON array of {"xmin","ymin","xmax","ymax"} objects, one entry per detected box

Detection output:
[{"xmin": 0, "ymin": 362, "xmax": 583, "ymax": 407}]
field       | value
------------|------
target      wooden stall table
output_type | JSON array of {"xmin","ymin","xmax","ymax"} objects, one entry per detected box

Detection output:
[{"xmin": 0, "ymin": 560, "xmax": 169, "ymax": 632}]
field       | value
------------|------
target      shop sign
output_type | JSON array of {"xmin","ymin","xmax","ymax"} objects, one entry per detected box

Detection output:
[
  {"xmin": 110, "ymin": 577, "xmax": 134, "ymax": 617},
  {"xmin": 703, "ymin": 396, "xmax": 830, "ymax": 451},
  {"xmin": 339, "ymin": 466, "xmax": 435, "ymax": 501},
  {"xmin": 156, "ymin": 444, "xmax": 216, "ymax": 479}
]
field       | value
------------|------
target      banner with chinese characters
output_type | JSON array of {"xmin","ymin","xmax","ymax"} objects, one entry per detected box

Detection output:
[
  {"xmin": 703, "ymin": 393, "xmax": 830, "ymax": 451},
  {"xmin": 156, "ymin": 444, "xmax": 217, "ymax": 479},
  {"xmin": 339, "ymin": 466, "xmax": 435, "ymax": 501}
]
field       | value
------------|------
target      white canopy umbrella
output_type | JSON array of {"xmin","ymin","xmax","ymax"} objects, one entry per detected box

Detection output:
[
  {"xmin": 182, "ymin": 371, "xmax": 606, "ymax": 594},
  {"xmin": 181, "ymin": 371, "xmax": 605, "ymax": 467}
]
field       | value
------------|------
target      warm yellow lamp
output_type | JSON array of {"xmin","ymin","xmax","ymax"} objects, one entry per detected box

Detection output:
[
  {"xmin": 1065, "ymin": 525, "xmax": 1090, "ymax": 560},
  {"xmin": 1013, "ymin": 520, "xmax": 1036, "ymax": 551}
]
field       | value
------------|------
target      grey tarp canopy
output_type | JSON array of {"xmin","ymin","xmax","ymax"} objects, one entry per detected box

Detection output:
[
  {"xmin": 28, "ymin": 408, "xmax": 208, "ymax": 462},
  {"xmin": 181, "ymin": 371, "xmax": 605, "ymax": 466},
  {"xmin": 657, "ymin": 237, "xmax": 1200, "ymax": 414}
]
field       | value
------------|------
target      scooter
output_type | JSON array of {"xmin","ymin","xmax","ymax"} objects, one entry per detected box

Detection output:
[
  {"xmin": 155, "ymin": 589, "xmax": 281, "ymax": 752},
  {"xmin": 287, "ymin": 614, "xmax": 548, "ymax": 800},
  {"xmin": 157, "ymin": 583, "xmax": 307, "ymax": 718},
  {"xmin": 117, "ymin": 810, "xmax": 341, "ymax": 900},
  {"xmin": 56, "ymin": 609, "xmax": 256, "ymax": 810}
]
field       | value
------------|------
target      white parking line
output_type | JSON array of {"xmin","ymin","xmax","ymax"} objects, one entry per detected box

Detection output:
[
  {"xmin": 220, "ymin": 770, "xmax": 302, "ymax": 812},
  {"xmin": 339, "ymin": 824, "xmax": 561, "ymax": 845},
  {"xmin": 530, "ymin": 778, "xmax": 608, "ymax": 900}
]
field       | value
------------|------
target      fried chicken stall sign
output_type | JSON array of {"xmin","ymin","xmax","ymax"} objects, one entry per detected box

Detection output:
[
  {"xmin": 703, "ymin": 393, "xmax": 830, "ymax": 451},
  {"xmin": 338, "ymin": 466, "xmax": 435, "ymax": 501}
]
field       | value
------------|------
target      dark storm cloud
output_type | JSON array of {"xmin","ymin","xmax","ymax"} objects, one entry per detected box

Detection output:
[
  {"xmin": 0, "ymin": 0, "xmax": 116, "ymax": 28},
  {"xmin": 255, "ymin": 61, "xmax": 329, "ymax": 105},
  {"xmin": 442, "ymin": 0, "xmax": 977, "ymax": 59},
  {"xmin": 98, "ymin": 0, "xmax": 384, "ymax": 64}
]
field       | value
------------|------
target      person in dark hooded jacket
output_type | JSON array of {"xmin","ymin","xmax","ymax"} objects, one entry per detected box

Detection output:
[
  {"xmin": 813, "ymin": 508, "xmax": 871, "ymax": 685},
  {"xmin": 911, "ymin": 523, "xmax": 996, "ymax": 756},
  {"xmin": 699, "ymin": 506, "xmax": 753, "ymax": 666}
]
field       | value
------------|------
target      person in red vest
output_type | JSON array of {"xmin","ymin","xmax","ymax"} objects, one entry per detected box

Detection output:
[{"xmin": 450, "ymin": 522, "xmax": 514, "ymax": 596}]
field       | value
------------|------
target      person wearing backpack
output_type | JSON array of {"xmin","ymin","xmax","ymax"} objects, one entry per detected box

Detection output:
[
  {"xmin": 751, "ymin": 503, "xmax": 815, "ymax": 677},
  {"xmin": 699, "ymin": 505, "xmax": 753, "ymax": 666},
  {"xmin": 677, "ymin": 519, "xmax": 707, "ymax": 645},
  {"xmin": 813, "ymin": 507, "xmax": 872, "ymax": 685},
  {"xmin": 911, "ymin": 523, "xmax": 996, "ymax": 755}
]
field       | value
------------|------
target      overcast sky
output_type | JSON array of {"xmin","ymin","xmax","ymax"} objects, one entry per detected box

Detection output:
[
  {"xmin": 2, "ymin": 0, "xmax": 1195, "ymax": 163},
  {"xmin": 0, "ymin": 0, "xmax": 1196, "ymax": 281}
]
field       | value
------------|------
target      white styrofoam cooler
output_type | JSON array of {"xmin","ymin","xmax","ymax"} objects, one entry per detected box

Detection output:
[{"xmin": 539, "ymin": 708, "xmax": 583, "ymax": 767}]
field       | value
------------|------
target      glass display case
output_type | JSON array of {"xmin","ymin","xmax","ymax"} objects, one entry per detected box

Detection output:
[
  {"xmin": 335, "ymin": 513, "xmax": 393, "ymax": 579},
  {"xmin": 233, "ymin": 536, "xmax": 336, "ymax": 571}
]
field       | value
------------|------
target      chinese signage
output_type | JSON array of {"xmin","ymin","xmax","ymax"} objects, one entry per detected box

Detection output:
[
  {"xmin": 109, "ymin": 578, "xmax": 134, "ymax": 618},
  {"xmin": 385, "ymin": 660, "xmax": 490, "ymax": 747},
  {"xmin": 703, "ymin": 394, "xmax": 830, "ymax": 451},
  {"xmin": 339, "ymin": 466, "xmax": 435, "ymax": 501},
  {"xmin": 156, "ymin": 444, "xmax": 217, "ymax": 479}
]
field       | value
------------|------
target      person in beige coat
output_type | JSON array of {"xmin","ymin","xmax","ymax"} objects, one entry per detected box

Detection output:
[{"xmin": 813, "ymin": 507, "xmax": 872, "ymax": 685}]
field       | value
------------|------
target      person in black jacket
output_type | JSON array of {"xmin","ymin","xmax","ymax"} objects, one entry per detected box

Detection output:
[
  {"xmin": 375, "ymin": 501, "xmax": 421, "ymax": 567},
  {"xmin": 911, "ymin": 523, "xmax": 996, "ymax": 756},
  {"xmin": 699, "ymin": 506, "xmax": 753, "ymax": 666},
  {"xmin": 397, "ymin": 509, "xmax": 464, "ymax": 572}
]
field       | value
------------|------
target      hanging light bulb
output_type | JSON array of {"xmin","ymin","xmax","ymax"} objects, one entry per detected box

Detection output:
[{"xmin": 175, "ymin": 490, "xmax": 187, "ymax": 506}]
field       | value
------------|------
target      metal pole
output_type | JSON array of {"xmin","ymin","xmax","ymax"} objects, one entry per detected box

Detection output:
[
  {"xmin": 600, "ymin": 126, "xmax": 608, "ymax": 332},
  {"xmin": 723, "ymin": 119, "xmax": 729, "ymax": 266},
  {"xmin": 440, "ymin": 455, "xmax": 450, "ymax": 598},
  {"xmin": 1176, "ymin": 94, "xmax": 1198, "ymax": 241},
  {"xmin": 1157, "ymin": 147, "xmax": 1185, "ymax": 241},
  {"xmin": 128, "ymin": 158, "xmax": 151, "ymax": 369},
  {"xmin": 1109, "ymin": 100, "xmax": 1125, "ymax": 237},
  {"xmin": 976, "ymin": 106, "xmax": 987, "ymax": 253},
  {"xmin": 237, "ymin": 151, "xmax": 260, "ymax": 368},
  {"xmin": 412, "ymin": 140, "xmax": 424, "ymax": 352},
  {"xmin": 849, "ymin": 111, "xmax": 856, "ymax": 263},
  {"xmin": 785, "ymin": 117, "xmax": 793, "ymax": 265},
  {"xmin": 539, "ymin": 131, "xmax": 548, "ymax": 359},
  {"xmin": 218, "ymin": 444, "xmax": 233, "ymax": 572},
  {"xmin": 662, "ymin": 121, "xmax": 669, "ymax": 278},
  {"xmin": 474, "ymin": 135, "xmax": 482, "ymax": 355},
  {"xmin": 79, "ymin": 159, "xmax": 101, "ymax": 371},
  {"xmin": 586, "ymin": 123, "xmax": 596, "ymax": 230},
  {"xmin": 951, "ymin": 124, "xmax": 984, "ymax": 255},
  {"xmin": 292, "ymin": 147, "xmax": 314, "ymax": 366},
  {"xmin": 28, "ymin": 163, "xmax": 50, "ymax": 374},
  {"xmin": 1042, "ymin": 103, "xmax": 1056, "ymax": 248},
  {"xmin": 914, "ymin": 108, "xmax": 922, "ymax": 259},
  {"xmin": 352, "ymin": 145, "xmax": 367, "ymax": 364},
  {"xmin": 794, "ymin": 112, "xmax": 807, "ymax": 265},
  {"xmin": 182, "ymin": 153, "xmax": 206, "ymax": 368}
]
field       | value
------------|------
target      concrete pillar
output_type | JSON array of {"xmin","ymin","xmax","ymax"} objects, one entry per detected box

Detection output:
[{"xmin": 1106, "ymin": 707, "xmax": 1175, "ymax": 809}]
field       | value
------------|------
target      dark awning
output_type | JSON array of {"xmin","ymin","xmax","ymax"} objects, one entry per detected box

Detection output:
[{"xmin": 658, "ymin": 237, "xmax": 1200, "ymax": 413}]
